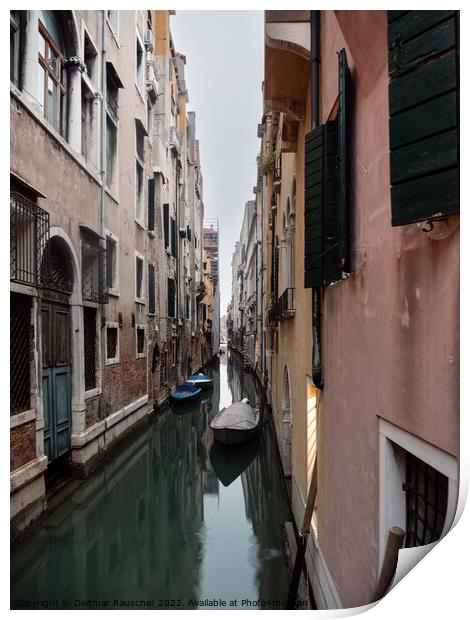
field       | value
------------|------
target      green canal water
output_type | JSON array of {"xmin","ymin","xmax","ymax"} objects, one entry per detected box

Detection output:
[{"xmin": 11, "ymin": 354, "xmax": 291, "ymax": 610}]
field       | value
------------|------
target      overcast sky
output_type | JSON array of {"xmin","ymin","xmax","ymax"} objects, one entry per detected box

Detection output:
[{"xmin": 171, "ymin": 11, "xmax": 264, "ymax": 315}]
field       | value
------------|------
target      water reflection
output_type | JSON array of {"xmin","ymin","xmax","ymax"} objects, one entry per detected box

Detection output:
[{"xmin": 11, "ymin": 355, "xmax": 290, "ymax": 610}]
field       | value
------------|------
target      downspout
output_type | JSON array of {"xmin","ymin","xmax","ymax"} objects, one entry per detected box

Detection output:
[
  {"xmin": 311, "ymin": 10, "xmax": 323, "ymax": 389},
  {"xmin": 100, "ymin": 11, "xmax": 107, "ymax": 329}
]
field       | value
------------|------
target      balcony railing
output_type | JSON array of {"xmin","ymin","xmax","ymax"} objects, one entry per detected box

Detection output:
[
  {"xmin": 10, "ymin": 191, "xmax": 50, "ymax": 287},
  {"xmin": 273, "ymin": 167, "xmax": 282, "ymax": 184},
  {"xmin": 268, "ymin": 288, "xmax": 295, "ymax": 325}
]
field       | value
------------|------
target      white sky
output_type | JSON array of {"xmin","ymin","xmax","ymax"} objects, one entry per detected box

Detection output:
[{"xmin": 170, "ymin": 10, "xmax": 264, "ymax": 315}]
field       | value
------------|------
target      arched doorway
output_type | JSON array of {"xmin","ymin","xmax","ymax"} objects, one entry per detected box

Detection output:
[
  {"xmin": 282, "ymin": 365, "xmax": 292, "ymax": 478},
  {"xmin": 41, "ymin": 235, "xmax": 74, "ymax": 464}
]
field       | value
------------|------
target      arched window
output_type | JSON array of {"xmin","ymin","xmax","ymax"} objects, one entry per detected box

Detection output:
[{"xmin": 37, "ymin": 11, "xmax": 67, "ymax": 135}]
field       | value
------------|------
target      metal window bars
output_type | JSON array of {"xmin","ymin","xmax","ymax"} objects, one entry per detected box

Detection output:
[
  {"xmin": 82, "ymin": 241, "xmax": 108, "ymax": 304},
  {"xmin": 10, "ymin": 191, "xmax": 50, "ymax": 287},
  {"xmin": 10, "ymin": 292, "xmax": 32, "ymax": 415},
  {"xmin": 83, "ymin": 306, "xmax": 97, "ymax": 391},
  {"xmin": 403, "ymin": 452, "xmax": 449, "ymax": 547}
]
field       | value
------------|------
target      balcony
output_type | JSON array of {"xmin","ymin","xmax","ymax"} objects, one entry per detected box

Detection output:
[
  {"xmin": 268, "ymin": 288, "xmax": 295, "ymax": 325},
  {"xmin": 10, "ymin": 191, "xmax": 50, "ymax": 288}
]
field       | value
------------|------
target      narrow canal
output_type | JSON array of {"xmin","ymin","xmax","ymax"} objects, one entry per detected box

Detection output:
[{"xmin": 11, "ymin": 353, "xmax": 291, "ymax": 610}]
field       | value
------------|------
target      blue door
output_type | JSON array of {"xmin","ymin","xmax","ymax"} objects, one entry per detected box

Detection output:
[{"xmin": 42, "ymin": 302, "xmax": 72, "ymax": 462}]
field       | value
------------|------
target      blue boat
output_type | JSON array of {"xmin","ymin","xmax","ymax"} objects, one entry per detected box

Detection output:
[
  {"xmin": 170, "ymin": 383, "xmax": 202, "ymax": 402},
  {"xmin": 186, "ymin": 373, "xmax": 214, "ymax": 389}
]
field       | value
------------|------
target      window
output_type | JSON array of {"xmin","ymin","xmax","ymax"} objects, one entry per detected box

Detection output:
[
  {"xmin": 81, "ymin": 240, "xmax": 107, "ymax": 304},
  {"xmin": 185, "ymin": 294, "xmax": 190, "ymax": 320},
  {"xmin": 170, "ymin": 216, "xmax": 177, "ymax": 258},
  {"xmin": 106, "ymin": 10, "xmax": 119, "ymax": 37},
  {"xmin": 163, "ymin": 203, "xmax": 170, "ymax": 249},
  {"xmin": 135, "ymin": 254, "xmax": 144, "ymax": 303},
  {"xmin": 106, "ymin": 62, "xmax": 121, "ymax": 121},
  {"xmin": 168, "ymin": 278, "xmax": 176, "ymax": 318},
  {"xmin": 10, "ymin": 11, "xmax": 22, "ymax": 87},
  {"xmin": 379, "ymin": 419, "xmax": 458, "ymax": 570},
  {"xmin": 304, "ymin": 49, "xmax": 350, "ymax": 288},
  {"xmin": 136, "ymin": 35, "xmax": 144, "ymax": 94},
  {"xmin": 10, "ymin": 293, "xmax": 32, "ymax": 415},
  {"xmin": 148, "ymin": 264, "xmax": 156, "ymax": 315},
  {"xmin": 135, "ymin": 161, "xmax": 144, "ymax": 224},
  {"xmin": 81, "ymin": 84, "xmax": 95, "ymax": 163},
  {"xmin": 83, "ymin": 306, "xmax": 97, "ymax": 391},
  {"xmin": 106, "ymin": 117, "xmax": 117, "ymax": 191},
  {"xmin": 388, "ymin": 11, "xmax": 459, "ymax": 225},
  {"xmin": 106, "ymin": 233, "xmax": 118, "ymax": 295},
  {"xmin": 136, "ymin": 325, "xmax": 145, "ymax": 359},
  {"xmin": 37, "ymin": 17, "xmax": 67, "ymax": 135},
  {"xmin": 148, "ymin": 177, "xmax": 155, "ymax": 231},
  {"xmin": 106, "ymin": 323, "xmax": 119, "ymax": 365},
  {"xmin": 83, "ymin": 30, "xmax": 98, "ymax": 83}
]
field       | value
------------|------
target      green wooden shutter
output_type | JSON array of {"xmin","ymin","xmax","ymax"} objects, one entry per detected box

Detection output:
[
  {"xmin": 388, "ymin": 11, "xmax": 459, "ymax": 226},
  {"xmin": 147, "ymin": 177, "xmax": 155, "ymax": 231},
  {"xmin": 163, "ymin": 203, "xmax": 169, "ymax": 248},
  {"xmin": 338, "ymin": 48, "xmax": 350, "ymax": 274},
  {"xmin": 304, "ymin": 122, "xmax": 339, "ymax": 288},
  {"xmin": 148, "ymin": 264, "xmax": 155, "ymax": 315}
]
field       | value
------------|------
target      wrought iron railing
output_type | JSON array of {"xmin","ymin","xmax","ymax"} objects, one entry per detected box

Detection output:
[
  {"xmin": 268, "ymin": 288, "xmax": 295, "ymax": 325},
  {"xmin": 82, "ymin": 241, "xmax": 108, "ymax": 304},
  {"xmin": 10, "ymin": 191, "xmax": 50, "ymax": 287}
]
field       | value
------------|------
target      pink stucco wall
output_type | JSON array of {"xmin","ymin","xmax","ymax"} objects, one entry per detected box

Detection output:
[{"xmin": 317, "ymin": 11, "xmax": 459, "ymax": 607}]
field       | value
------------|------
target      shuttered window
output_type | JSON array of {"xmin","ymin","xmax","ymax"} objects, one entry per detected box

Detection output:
[
  {"xmin": 388, "ymin": 11, "xmax": 459, "ymax": 226},
  {"xmin": 304, "ymin": 49, "xmax": 350, "ymax": 288},
  {"xmin": 148, "ymin": 263, "xmax": 155, "ymax": 315},
  {"xmin": 170, "ymin": 217, "xmax": 177, "ymax": 258},
  {"xmin": 148, "ymin": 177, "xmax": 155, "ymax": 231},
  {"xmin": 163, "ymin": 203, "xmax": 169, "ymax": 248}
]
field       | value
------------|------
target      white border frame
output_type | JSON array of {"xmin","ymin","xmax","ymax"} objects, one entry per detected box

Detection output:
[
  {"xmin": 105, "ymin": 321, "xmax": 120, "ymax": 366},
  {"xmin": 105, "ymin": 229, "xmax": 119, "ymax": 297},
  {"xmin": 135, "ymin": 324, "xmax": 146, "ymax": 359},
  {"xmin": 134, "ymin": 251, "xmax": 146, "ymax": 305}
]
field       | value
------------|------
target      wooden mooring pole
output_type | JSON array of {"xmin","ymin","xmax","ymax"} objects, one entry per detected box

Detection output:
[
  {"xmin": 373, "ymin": 526, "xmax": 405, "ymax": 602},
  {"xmin": 285, "ymin": 456, "xmax": 317, "ymax": 609}
]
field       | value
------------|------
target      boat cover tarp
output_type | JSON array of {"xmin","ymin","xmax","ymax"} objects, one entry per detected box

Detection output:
[{"xmin": 210, "ymin": 401, "xmax": 259, "ymax": 431}]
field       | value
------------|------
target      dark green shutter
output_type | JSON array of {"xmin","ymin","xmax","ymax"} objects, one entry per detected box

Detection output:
[
  {"xmin": 304, "ymin": 122, "xmax": 339, "ymax": 288},
  {"xmin": 147, "ymin": 177, "xmax": 155, "ymax": 231},
  {"xmin": 163, "ymin": 203, "xmax": 169, "ymax": 248},
  {"xmin": 148, "ymin": 264, "xmax": 155, "ymax": 314},
  {"xmin": 388, "ymin": 11, "xmax": 459, "ymax": 226},
  {"xmin": 338, "ymin": 48, "xmax": 350, "ymax": 274}
]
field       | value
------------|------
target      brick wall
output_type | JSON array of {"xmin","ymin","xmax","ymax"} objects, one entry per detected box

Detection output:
[{"xmin": 10, "ymin": 421, "xmax": 36, "ymax": 472}]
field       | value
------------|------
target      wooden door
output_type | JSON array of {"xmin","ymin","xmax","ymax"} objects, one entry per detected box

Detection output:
[{"xmin": 42, "ymin": 302, "xmax": 72, "ymax": 462}]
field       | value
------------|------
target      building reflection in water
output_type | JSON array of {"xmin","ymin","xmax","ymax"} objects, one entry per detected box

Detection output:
[{"xmin": 11, "ymin": 357, "xmax": 290, "ymax": 609}]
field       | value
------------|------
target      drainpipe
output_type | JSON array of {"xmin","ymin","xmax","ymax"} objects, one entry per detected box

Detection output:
[
  {"xmin": 310, "ymin": 10, "xmax": 323, "ymax": 390},
  {"xmin": 100, "ymin": 12, "xmax": 107, "ymax": 331}
]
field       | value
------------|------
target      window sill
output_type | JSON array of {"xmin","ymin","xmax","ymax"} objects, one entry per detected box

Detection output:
[
  {"xmin": 135, "ymin": 217, "xmax": 145, "ymax": 230},
  {"xmin": 148, "ymin": 230, "xmax": 155, "ymax": 238},
  {"xmin": 106, "ymin": 20, "xmax": 120, "ymax": 47},
  {"xmin": 85, "ymin": 387, "xmax": 102, "ymax": 400},
  {"xmin": 107, "ymin": 288, "xmax": 120, "ymax": 298},
  {"xmin": 10, "ymin": 409, "xmax": 36, "ymax": 429},
  {"xmin": 135, "ymin": 298, "xmax": 146, "ymax": 305},
  {"xmin": 136, "ymin": 352, "xmax": 146, "ymax": 360},
  {"xmin": 135, "ymin": 84, "xmax": 145, "ymax": 104},
  {"xmin": 105, "ymin": 186, "xmax": 119, "ymax": 204},
  {"xmin": 105, "ymin": 358, "xmax": 120, "ymax": 366}
]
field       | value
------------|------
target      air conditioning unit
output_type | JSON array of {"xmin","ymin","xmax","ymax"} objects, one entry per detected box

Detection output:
[{"xmin": 144, "ymin": 29, "xmax": 154, "ymax": 52}]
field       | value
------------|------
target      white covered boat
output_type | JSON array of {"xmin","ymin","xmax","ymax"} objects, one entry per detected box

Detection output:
[{"xmin": 210, "ymin": 398, "xmax": 260, "ymax": 445}]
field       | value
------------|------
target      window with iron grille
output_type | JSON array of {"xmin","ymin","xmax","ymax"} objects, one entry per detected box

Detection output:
[
  {"xmin": 148, "ymin": 177, "xmax": 155, "ymax": 231},
  {"xmin": 82, "ymin": 241, "xmax": 107, "ymax": 304},
  {"xmin": 10, "ymin": 292, "xmax": 32, "ymax": 415},
  {"xmin": 83, "ymin": 306, "xmax": 97, "ymax": 391},
  {"xmin": 403, "ymin": 451, "xmax": 449, "ymax": 547},
  {"xmin": 106, "ymin": 234, "xmax": 117, "ymax": 293},
  {"xmin": 106, "ymin": 325, "xmax": 119, "ymax": 363},
  {"xmin": 136, "ymin": 326, "xmax": 145, "ymax": 358},
  {"xmin": 10, "ymin": 191, "xmax": 50, "ymax": 287}
]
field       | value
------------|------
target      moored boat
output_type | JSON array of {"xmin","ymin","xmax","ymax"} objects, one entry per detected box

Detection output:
[
  {"xmin": 210, "ymin": 398, "xmax": 260, "ymax": 445},
  {"xmin": 186, "ymin": 373, "xmax": 214, "ymax": 389},
  {"xmin": 170, "ymin": 383, "xmax": 202, "ymax": 402}
]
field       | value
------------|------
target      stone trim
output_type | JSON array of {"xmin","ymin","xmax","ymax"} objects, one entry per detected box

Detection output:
[
  {"xmin": 10, "ymin": 455, "xmax": 48, "ymax": 494},
  {"xmin": 10, "ymin": 409, "xmax": 36, "ymax": 429}
]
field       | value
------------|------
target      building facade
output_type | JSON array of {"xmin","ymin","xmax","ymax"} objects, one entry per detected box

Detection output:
[
  {"xmin": 229, "ymin": 9, "xmax": 459, "ymax": 609},
  {"xmin": 10, "ymin": 10, "xmax": 208, "ymax": 532}
]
